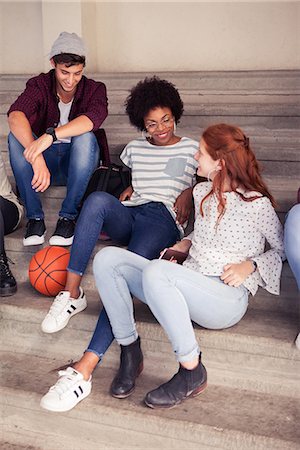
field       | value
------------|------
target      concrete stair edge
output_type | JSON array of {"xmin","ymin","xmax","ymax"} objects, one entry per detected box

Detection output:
[{"xmin": 1, "ymin": 351, "xmax": 300, "ymax": 450}]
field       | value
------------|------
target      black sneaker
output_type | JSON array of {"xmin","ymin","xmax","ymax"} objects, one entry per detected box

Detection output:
[
  {"xmin": 23, "ymin": 219, "xmax": 46, "ymax": 246},
  {"xmin": 49, "ymin": 218, "xmax": 75, "ymax": 246},
  {"xmin": 0, "ymin": 252, "xmax": 17, "ymax": 296}
]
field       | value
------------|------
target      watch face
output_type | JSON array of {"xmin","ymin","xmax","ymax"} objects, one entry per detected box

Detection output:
[{"xmin": 46, "ymin": 127, "xmax": 56, "ymax": 141}]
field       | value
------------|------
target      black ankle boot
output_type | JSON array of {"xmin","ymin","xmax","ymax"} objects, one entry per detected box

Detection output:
[
  {"xmin": 0, "ymin": 252, "xmax": 17, "ymax": 297},
  {"xmin": 144, "ymin": 354, "xmax": 207, "ymax": 409},
  {"xmin": 110, "ymin": 336, "xmax": 143, "ymax": 399}
]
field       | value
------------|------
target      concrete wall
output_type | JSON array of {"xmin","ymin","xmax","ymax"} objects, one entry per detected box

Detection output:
[{"xmin": 0, "ymin": 1, "xmax": 299, "ymax": 74}]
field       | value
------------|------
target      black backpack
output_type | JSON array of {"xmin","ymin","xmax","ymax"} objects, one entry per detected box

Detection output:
[{"xmin": 82, "ymin": 163, "xmax": 131, "ymax": 204}]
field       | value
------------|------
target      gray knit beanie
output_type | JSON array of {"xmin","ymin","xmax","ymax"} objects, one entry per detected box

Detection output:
[{"xmin": 49, "ymin": 32, "xmax": 86, "ymax": 59}]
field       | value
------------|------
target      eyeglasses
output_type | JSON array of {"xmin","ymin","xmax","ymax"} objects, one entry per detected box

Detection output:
[{"xmin": 145, "ymin": 116, "xmax": 174, "ymax": 132}]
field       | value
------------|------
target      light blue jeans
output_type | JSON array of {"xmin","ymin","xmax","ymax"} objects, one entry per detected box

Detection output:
[
  {"xmin": 93, "ymin": 247, "xmax": 249, "ymax": 363},
  {"xmin": 284, "ymin": 204, "xmax": 300, "ymax": 290}
]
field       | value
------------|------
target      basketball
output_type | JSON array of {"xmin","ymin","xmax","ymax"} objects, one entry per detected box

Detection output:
[{"xmin": 29, "ymin": 246, "xmax": 70, "ymax": 296}]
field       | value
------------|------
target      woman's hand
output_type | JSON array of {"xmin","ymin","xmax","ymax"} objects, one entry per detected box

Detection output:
[
  {"xmin": 119, "ymin": 186, "xmax": 133, "ymax": 201},
  {"xmin": 161, "ymin": 239, "xmax": 192, "ymax": 256},
  {"xmin": 173, "ymin": 187, "xmax": 193, "ymax": 225},
  {"xmin": 221, "ymin": 261, "xmax": 255, "ymax": 287}
]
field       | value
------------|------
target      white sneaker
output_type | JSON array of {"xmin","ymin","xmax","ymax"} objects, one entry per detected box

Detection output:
[
  {"xmin": 40, "ymin": 367, "xmax": 92, "ymax": 412},
  {"xmin": 41, "ymin": 287, "xmax": 87, "ymax": 333}
]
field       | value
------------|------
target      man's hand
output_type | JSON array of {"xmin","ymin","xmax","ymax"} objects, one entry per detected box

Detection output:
[
  {"xmin": 24, "ymin": 133, "xmax": 53, "ymax": 164},
  {"xmin": 173, "ymin": 187, "xmax": 193, "ymax": 225},
  {"xmin": 31, "ymin": 155, "xmax": 51, "ymax": 192},
  {"xmin": 220, "ymin": 261, "xmax": 255, "ymax": 287},
  {"xmin": 119, "ymin": 186, "xmax": 133, "ymax": 201}
]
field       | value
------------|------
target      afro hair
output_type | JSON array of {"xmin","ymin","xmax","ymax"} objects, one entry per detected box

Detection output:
[{"xmin": 125, "ymin": 76, "xmax": 184, "ymax": 131}]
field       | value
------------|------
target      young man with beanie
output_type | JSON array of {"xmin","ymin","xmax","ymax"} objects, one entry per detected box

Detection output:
[{"xmin": 8, "ymin": 32, "xmax": 108, "ymax": 246}]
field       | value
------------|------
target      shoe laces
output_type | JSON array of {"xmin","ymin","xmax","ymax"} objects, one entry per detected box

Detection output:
[
  {"xmin": 50, "ymin": 368, "xmax": 82, "ymax": 396},
  {"xmin": 47, "ymin": 291, "xmax": 71, "ymax": 317},
  {"xmin": 55, "ymin": 218, "xmax": 75, "ymax": 234},
  {"xmin": 0, "ymin": 254, "xmax": 14, "ymax": 278}
]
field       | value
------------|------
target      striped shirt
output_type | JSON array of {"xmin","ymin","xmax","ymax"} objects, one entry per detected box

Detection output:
[{"xmin": 120, "ymin": 137, "xmax": 199, "ymax": 234}]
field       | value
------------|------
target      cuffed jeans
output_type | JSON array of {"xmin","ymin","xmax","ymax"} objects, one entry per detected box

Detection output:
[
  {"xmin": 8, "ymin": 132, "xmax": 99, "ymax": 220},
  {"xmin": 284, "ymin": 204, "xmax": 300, "ymax": 290},
  {"xmin": 72, "ymin": 193, "xmax": 180, "ymax": 359},
  {"xmin": 92, "ymin": 247, "xmax": 249, "ymax": 363}
]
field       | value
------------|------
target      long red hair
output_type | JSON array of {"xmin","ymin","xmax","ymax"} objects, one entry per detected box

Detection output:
[{"xmin": 200, "ymin": 123, "xmax": 276, "ymax": 219}]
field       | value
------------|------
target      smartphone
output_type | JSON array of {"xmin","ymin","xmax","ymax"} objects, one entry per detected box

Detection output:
[{"xmin": 159, "ymin": 248, "xmax": 188, "ymax": 265}]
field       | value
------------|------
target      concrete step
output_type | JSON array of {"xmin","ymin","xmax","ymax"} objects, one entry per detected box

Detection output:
[
  {"xmin": 1, "ymin": 347, "xmax": 299, "ymax": 450},
  {"xmin": 2, "ymin": 90, "xmax": 299, "ymax": 117},
  {"xmin": 1, "ymin": 70, "xmax": 300, "ymax": 91},
  {"xmin": 1, "ymin": 113, "xmax": 300, "ymax": 138},
  {"xmin": 2, "ymin": 174, "xmax": 297, "ymax": 218},
  {"xmin": 2, "ymin": 128, "xmax": 300, "ymax": 164},
  {"xmin": 1, "ymin": 282, "xmax": 299, "ymax": 361}
]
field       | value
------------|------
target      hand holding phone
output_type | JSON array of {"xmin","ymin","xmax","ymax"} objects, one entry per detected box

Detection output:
[{"xmin": 159, "ymin": 248, "xmax": 188, "ymax": 265}]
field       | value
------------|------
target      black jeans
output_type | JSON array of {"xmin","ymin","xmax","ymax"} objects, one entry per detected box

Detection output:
[{"xmin": 0, "ymin": 196, "xmax": 19, "ymax": 253}]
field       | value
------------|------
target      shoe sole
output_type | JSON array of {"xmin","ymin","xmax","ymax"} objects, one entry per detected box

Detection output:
[
  {"xmin": 23, "ymin": 233, "xmax": 46, "ymax": 246},
  {"xmin": 40, "ymin": 385, "xmax": 91, "ymax": 412},
  {"xmin": 41, "ymin": 302, "xmax": 87, "ymax": 333},
  {"xmin": 49, "ymin": 235, "xmax": 74, "ymax": 246},
  {"xmin": 144, "ymin": 380, "xmax": 208, "ymax": 410},
  {"xmin": 0, "ymin": 285, "xmax": 17, "ymax": 296},
  {"xmin": 111, "ymin": 362, "xmax": 144, "ymax": 399}
]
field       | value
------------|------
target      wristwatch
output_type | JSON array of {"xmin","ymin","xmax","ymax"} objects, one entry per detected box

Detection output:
[{"xmin": 45, "ymin": 127, "xmax": 58, "ymax": 142}]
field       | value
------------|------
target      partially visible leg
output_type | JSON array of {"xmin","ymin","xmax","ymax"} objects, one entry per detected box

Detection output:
[
  {"xmin": 128, "ymin": 202, "xmax": 180, "ymax": 259},
  {"xmin": 8, "ymin": 132, "xmax": 44, "ymax": 219},
  {"xmin": 68, "ymin": 192, "xmax": 134, "ymax": 279},
  {"xmin": 0, "ymin": 196, "xmax": 19, "ymax": 296},
  {"xmin": 142, "ymin": 259, "xmax": 249, "ymax": 361},
  {"xmin": 141, "ymin": 259, "xmax": 248, "ymax": 408},
  {"xmin": 41, "ymin": 193, "xmax": 135, "ymax": 333},
  {"xmin": 93, "ymin": 247, "xmax": 149, "ymax": 397},
  {"xmin": 284, "ymin": 204, "xmax": 300, "ymax": 290},
  {"xmin": 59, "ymin": 132, "xmax": 100, "ymax": 219},
  {"xmin": 93, "ymin": 247, "xmax": 149, "ymax": 343},
  {"xmin": 284, "ymin": 203, "xmax": 300, "ymax": 350}
]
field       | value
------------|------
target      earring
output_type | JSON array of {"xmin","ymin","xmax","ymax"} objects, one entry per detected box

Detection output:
[
  {"xmin": 173, "ymin": 122, "xmax": 177, "ymax": 133},
  {"xmin": 207, "ymin": 167, "xmax": 220, "ymax": 182},
  {"xmin": 142, "ymin": 130, "xmax": 150, "ymax": 140}
]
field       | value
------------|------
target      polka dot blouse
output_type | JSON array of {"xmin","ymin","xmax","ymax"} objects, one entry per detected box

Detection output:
[{"xmin": 183, "ymin": 182, "xmax": 285, "ymax": 296}]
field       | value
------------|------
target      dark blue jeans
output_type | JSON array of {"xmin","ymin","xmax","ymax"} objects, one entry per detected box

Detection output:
[
  {"xmin": 67, "ymin": 191, "xmax": 180, "ymax": 359},
  {"xmin": 8, "ymin": 132, "xmax": 100, "ymax": 220}
]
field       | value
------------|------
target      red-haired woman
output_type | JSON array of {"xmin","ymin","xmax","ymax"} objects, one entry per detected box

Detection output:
[{"xmin": 46, "ymin": 124, "xmax": 286, "ymax": 410}]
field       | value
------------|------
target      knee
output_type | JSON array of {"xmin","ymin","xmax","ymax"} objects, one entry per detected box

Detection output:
[
  {"xmin": 93, "ymin": 247, "xmax": 127, "ymax": 275},
  {"xmin": 143, "ymin": 260, "xmax": 166, "ymax": 287},
  {"xmin": 71, "ymin": 132, "xmax": 98, "ymax": 149},
  {"xmin": 84, "ymin": 191, "xmax": 116, "ymax": 212}
]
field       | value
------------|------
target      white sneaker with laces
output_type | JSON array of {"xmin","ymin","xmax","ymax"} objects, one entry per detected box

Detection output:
[
  {"xmin": 41, "ymin": 287, "xmax": 87, "ymax": 333},
  {"xmin": 40, "ymin": 367, "xmax": 92, "ymax": 412}
]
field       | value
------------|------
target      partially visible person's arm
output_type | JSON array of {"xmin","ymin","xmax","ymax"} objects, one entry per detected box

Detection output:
[
  {"xmin": 8, "ymin": 111, "xmax": 51, "ymax": 192},
  {"xmin": 173, "ymin": 187, "xmax": 193, "ymax": 225},
  {"xmin": 8, "ymin": 111, "xmax": 35, "ymax": 148},
  {"xmin": 24, "ymin": 115, "xmax": 94, "ymax": 163}
]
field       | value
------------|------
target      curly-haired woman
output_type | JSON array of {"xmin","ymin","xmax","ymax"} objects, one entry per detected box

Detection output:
[{"xmin": 40, "ymin": 77, "xmax": 199, "ymax": 410}]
